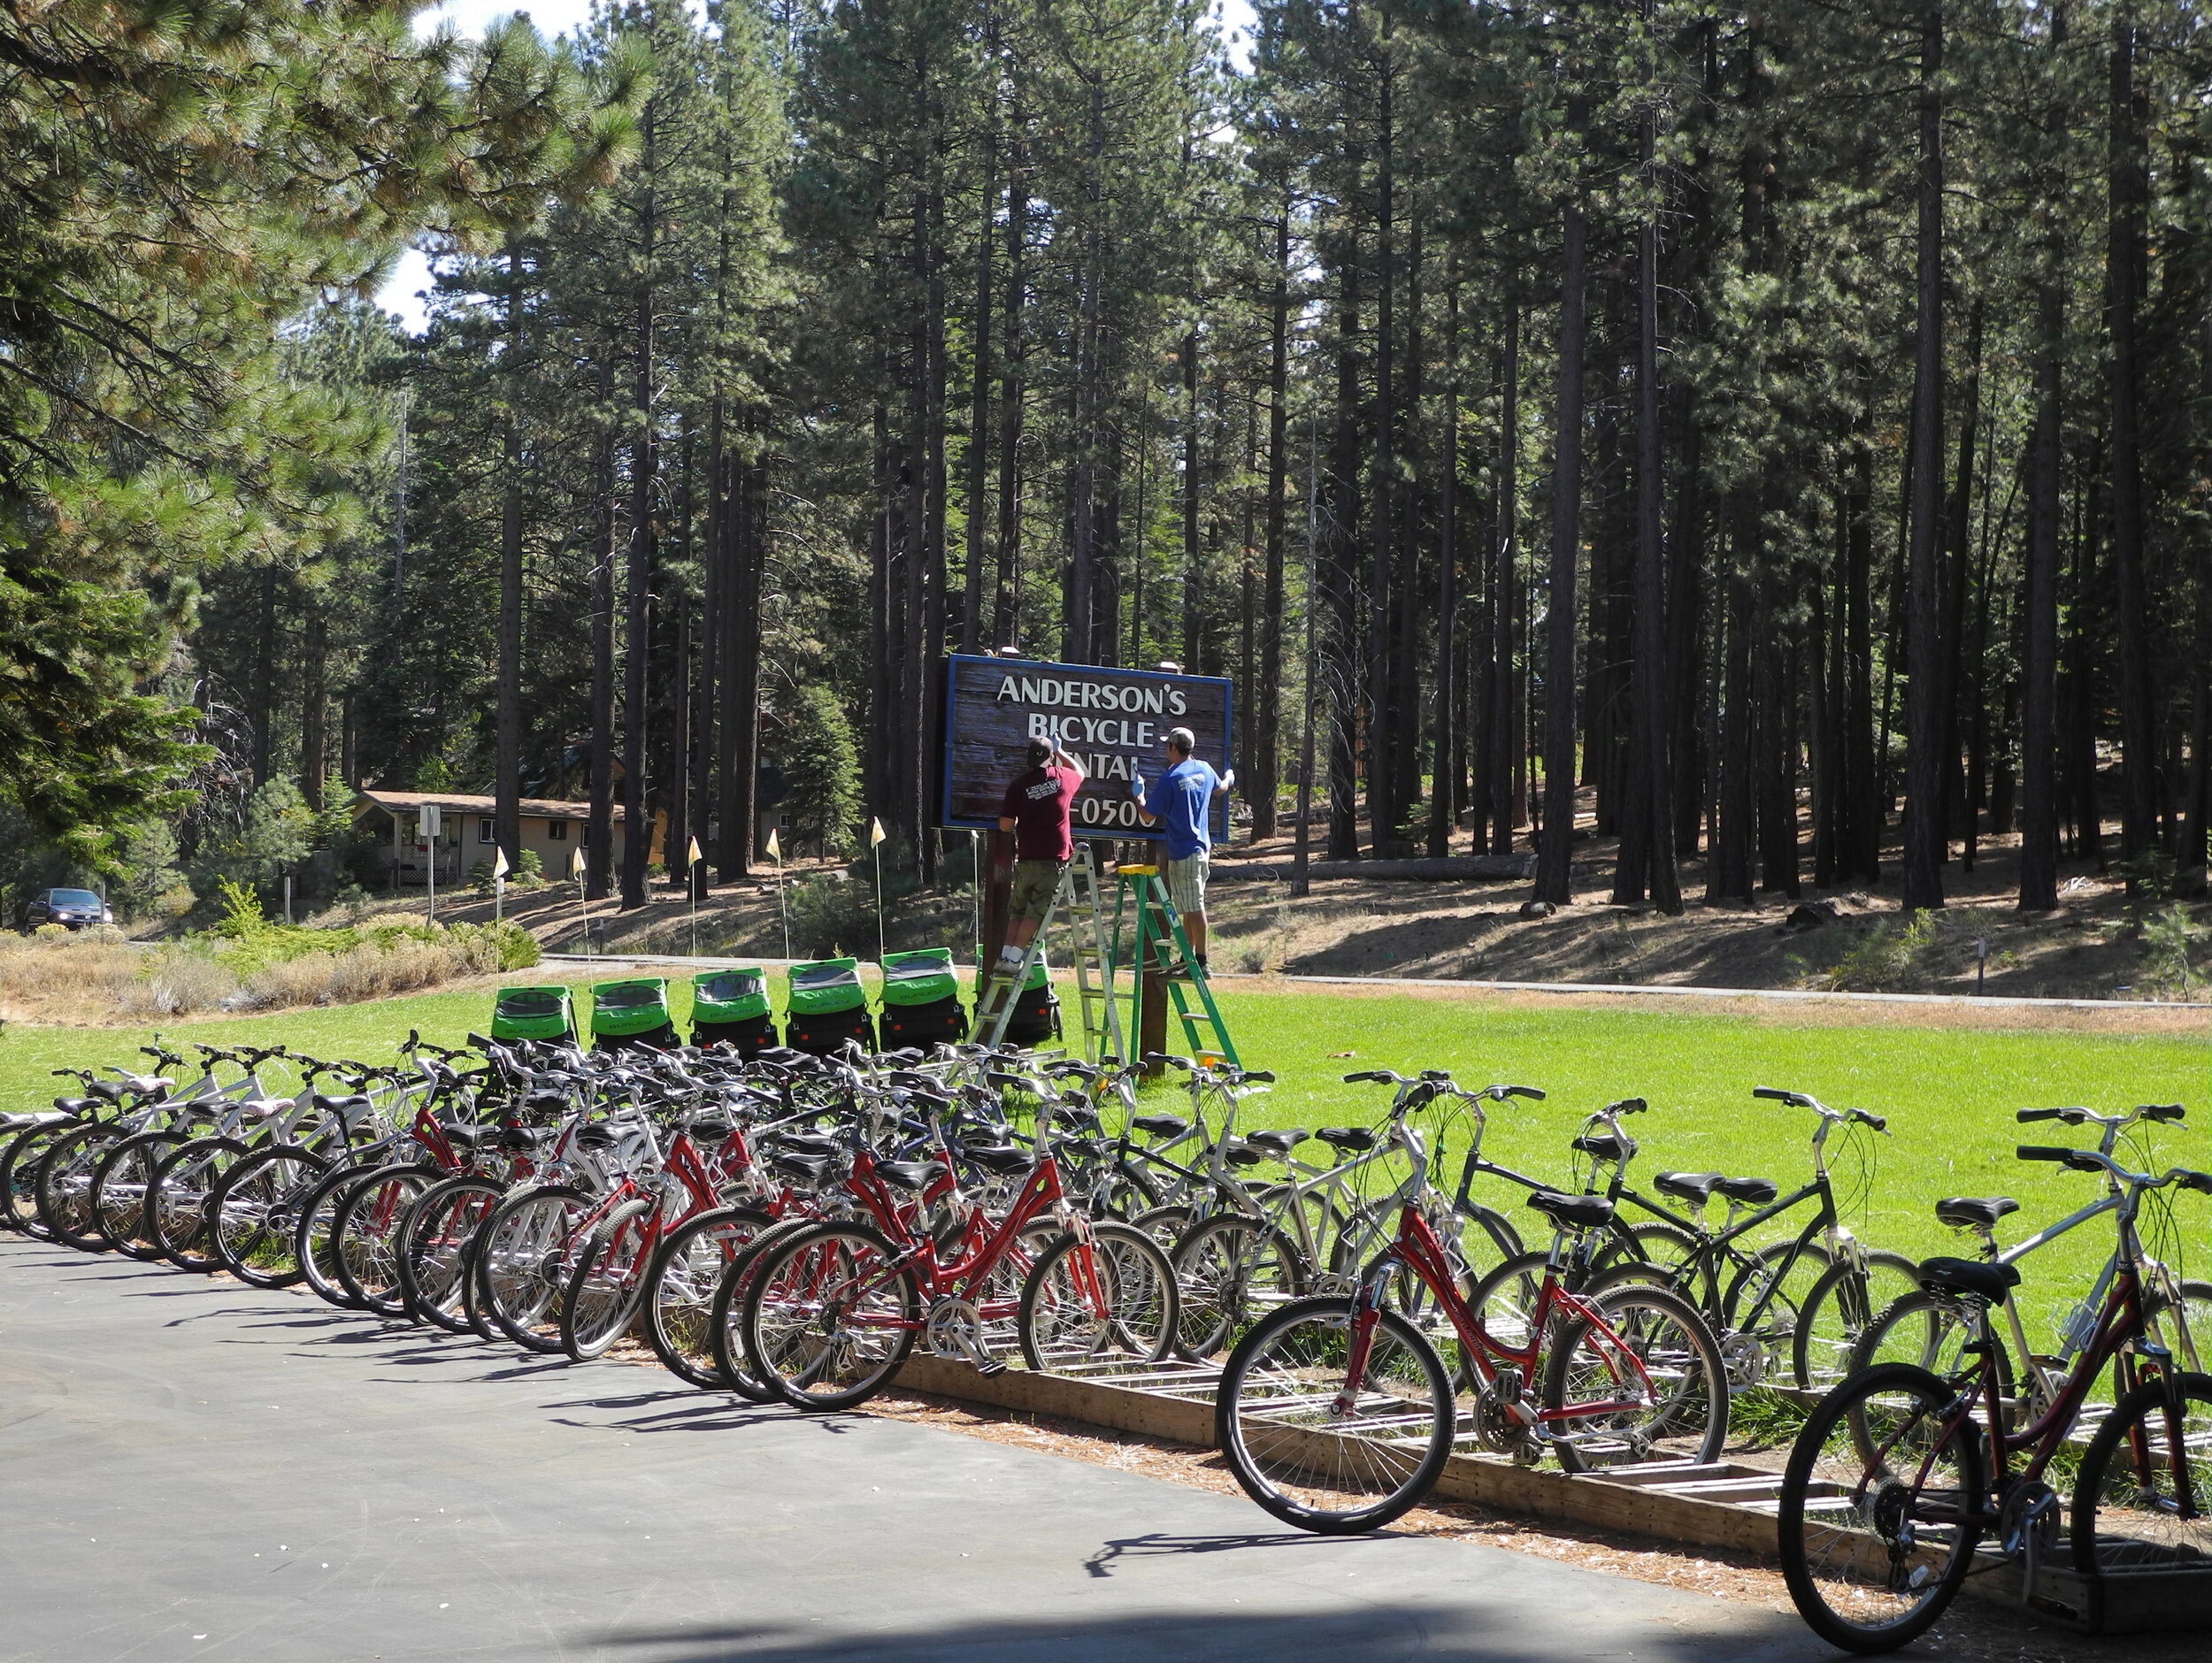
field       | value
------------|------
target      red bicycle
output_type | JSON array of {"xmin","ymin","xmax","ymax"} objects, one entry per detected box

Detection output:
[
  {"xmin": 1214, "ymin": 1070, "xmax": 1729, "ymax": 1532},
  {"xmin": 732, "ymin": 1083, "xmax": 1181, "ymax": 1409}
]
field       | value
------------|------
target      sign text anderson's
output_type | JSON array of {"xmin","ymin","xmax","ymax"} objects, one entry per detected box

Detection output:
[{"xmin": 938, "ymin": 655, "xmax": 1233, "ymax": 839}]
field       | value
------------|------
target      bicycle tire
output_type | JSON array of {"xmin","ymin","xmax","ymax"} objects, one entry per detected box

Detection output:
[
  {"xmin": 397, "ymin": 1174, "xmax": 505, "ymax": 1331},
  {"xmin": 1169, "ymin": 1212, "xmax": 1309, "ymax": 1360},
  {"xmin": 210, "ymin": 1144, "xmax": 329, "ymax": 1286},
  {"xmin": 1777, "ymin": 1361, "xmax": 1985, "ymax": 1652},
  {"xmin": 561, "ymin": 1198, "xmax": 658, "ymax": 1360},
  {"xmin": 739, "ymin": 1219, "xmax": 921, "ymax": 1411},
  {"xmin": 146, "ymin": 1136, "xmax": 250, "ymax": 1268},
  {"xmin": 1844, "ymin": 1290, "xmax": 2023, "ymax": 1447},
  {"xmin": 295, "ymin": 1161, "xmax": 418, "ymax": 1310},
  {"xmin": 3, "ymin": 1119, "xmax": 83, "ymax": 1236},
  {"xmin": 476, "ymin": 1184, "xmax": 592, "ymax": 1353},
  {"xmin": 644, "ymin": 1205, "xmax": 777, "ymax": 1389},
  {"xmin": 91, "ymin": 1130, "xmax": 184, "ymax": 1259},
  {"xmin": 1017, "ymin": 1222, "xmax": 1179, "ymax": 1372},
  {"xmin": 1539, "ymin": 1281, "xmax": 1729, "ymax": 1474},
  {"xmin": 1793, "ymin": 1251, "xmax": 1920, "ymax": 1391},
  {"xmin": 2070, "ymin": 1369, "xmax": 2212, "ymax": 1574},
  {"xmin": 35, "ymin": 1123, "xmax": 122, "ymax": 1250},
  {"xmin": 707, "ymin": 1215, "xmax": 821, "ymax": 1399},
  {"xmin": 332, "ymin": 1164, "xmax": 436, "ymax": 1313},
  {"xmin": 1214, "ymin": 1295, "xmax": 1454, "ymax": 1534}
]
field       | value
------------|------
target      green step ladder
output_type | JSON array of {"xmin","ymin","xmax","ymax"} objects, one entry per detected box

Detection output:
[
  {"xmin": 1109, "ymin": 862, "xmax": 1239, "ymax": 1069},
  {"xmin": 972, "ymin": 841, "xmax": 1125, "ymax": 1064}
]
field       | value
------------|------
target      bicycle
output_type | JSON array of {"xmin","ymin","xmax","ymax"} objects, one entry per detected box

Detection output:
[
  {"xmin": 1775, "ymin": 1140, "xmax": 2212, "ymax": 1652},
  {"xmin": 1213, "ymin": 1070, "xmax": 1728, "ymax": 1532}
]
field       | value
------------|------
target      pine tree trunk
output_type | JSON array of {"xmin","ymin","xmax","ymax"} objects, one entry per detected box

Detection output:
[
  {"xmin": 1488, "ymin": 294, "xmax": 1520, "ymax": 857},
  {"xmin": 251, "ymin": 563, "xmax": 276, "ymax": 789},
  {"xmin": 1254, "ymin": 197, "xmax": 1291, "ymax": 842},
  {"xmin": 960, "ymin": 23, "xmax": 999, "ymax": 657},
  {"xmin": 495, "ymin": 241, "xmax": 526, "ymax": 873},
  {"xmin": 301, "ymin": 605, "xmax": 326, "ymax": 811},
  {"xmin": 1429, "ymin": 279, "xmax": 1459, "ymax": 859},
  {"xmin": 621, "ymin": 111, "xmax": 657, "ymax": 913},
  {"xmin": 1325, "ymin": 254, "xmax": 1363, "ymax": 862},
  {"xmin": 1534, "ymin": 193, "xmax": 1586, "ymax": 907},
  {"xmin": 1938, "ymin": 299, "xmax": 1985, "ymax": 857},
  {"xmin": 1843, "ymin": 429, "xmax": 1882, "ymax": 880},
  {"xmin": 588, "ymin": 359, "xmax": 618, "ymax": 904},
  {"xmin": 2108, "ymin": 15, "xmax": 2160, "ymax": 866},
  {"xmin": 1901, "ymin": 1, "xmax": 1948, "ymax": 912},
  {"xmin": 994, "ymin": 98, "xmax": 1026, "ymax": 651},
  {"xmin": 1368, "ymin": 63, "xmax": 1397, "ymax": 857},
  {"xmin": 695, "ymin": 402, "xmax": 723, "ymax": 892}
]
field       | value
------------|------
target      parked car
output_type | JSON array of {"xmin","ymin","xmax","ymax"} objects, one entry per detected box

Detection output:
[{"xmin": 19, "ymin": 887, "xmax": 112, "ymax": 931}]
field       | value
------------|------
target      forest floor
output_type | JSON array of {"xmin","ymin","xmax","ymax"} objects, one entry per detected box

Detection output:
[{"xmin": 395, "ymin": 792, "xmax": 2208, "ymax": 1003}]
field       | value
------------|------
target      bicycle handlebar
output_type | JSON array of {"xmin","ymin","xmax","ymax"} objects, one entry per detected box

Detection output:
[
  {"xmin": 2018, "ymin": 1144, "xmax": 2119, "ymax": 1174},
  {"xmin": 1752, "ymin": 1086, "xmax": 1807, "ymax": 1105}
]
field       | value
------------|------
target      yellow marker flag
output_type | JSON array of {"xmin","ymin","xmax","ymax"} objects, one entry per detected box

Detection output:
[
  {"xmin": 571, "ymin": 846, "xmax": 587, "ymax": 879},
  {"xmin": 492, "ymin": 847, "xmax": 510, "ymax": 878},
  {"xmin": 765, "ymin": 826, "xmax": 781, "ymax": 862},
  {"xmin": 687, "ymin": 835, "xmax": 703, "ymax": 867},
  {"xmin": 869, "ymin": 816, "xmax": 887, "ymax": 847}
]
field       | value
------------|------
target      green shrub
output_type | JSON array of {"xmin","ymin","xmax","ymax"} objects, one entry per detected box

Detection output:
[
  {"xmin": 1821, "ymin": 913, "xmax": 1941, "ymax": 993},
  {"xmin": 513, "ymin": 848, "xmax": 546, "ymax": 887},
  {"xmin": 2139, "ymin": 903, "xmax": 2200, "ymax": 997}
]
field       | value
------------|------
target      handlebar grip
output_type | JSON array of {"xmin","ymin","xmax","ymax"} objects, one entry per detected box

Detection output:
[
  {"xmin": 465, "ymin": 1033, "xmax": 494, "ymax": 1052},
  {"xmin": 2179, "ymin": 1171, "xmax": 2212, "ymax": 1195},
  {"xmin": 1243, "ymin": 1069, "xmax": 1276, "ymax": 1084},
  {"xmin": 2016, "ymin": 1145, "xmax": 2075, "ymax": 1163},
  {"xmin": 1505, "ymin": 1085, "xmax": 1546, "ymax": 1100},
  {"xmin": 1752, "ymin": 1086, "xmax": 1793, "ymax": 1101},
  {"xmin": 1852, "ymin": 1111, "xmax": 1888, "ymax": 1131},
  {"xmin": 1607, "ymin": 1097, "xmax": 1647, "ymax": 1115},
  {"xmin": 2139, "ymin": 1104, "xmax": 2186, "ymax": 1123},
  {"xmin": 1343, "ymin": 1070, "xmax": 1390, "ymax": 1084},
  {"xmin": 2016, "ymin": 1107, "xmax": 2064, "ymax": 1123}
]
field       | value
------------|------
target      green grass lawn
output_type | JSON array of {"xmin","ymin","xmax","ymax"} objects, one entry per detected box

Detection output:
[{"xmin": 6, "ymin": 973, "xmax": 2204, "ymax": 1295}]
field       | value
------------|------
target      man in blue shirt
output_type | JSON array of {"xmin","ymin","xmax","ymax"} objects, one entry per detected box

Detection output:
[{"xmin": 1130, "ymin": 726, "xmax": 1233, "ymax": 971}]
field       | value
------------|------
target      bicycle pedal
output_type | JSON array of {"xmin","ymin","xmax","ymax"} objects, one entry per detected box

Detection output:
[{"xmin": 972, "ymin": 1357, "xmax": 1009, "ymax": 1379}]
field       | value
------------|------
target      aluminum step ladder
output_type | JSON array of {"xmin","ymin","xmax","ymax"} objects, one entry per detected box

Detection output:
[{"xmin": 972, "ymin": 842, "xmax": 1126, "ymax": 1063}]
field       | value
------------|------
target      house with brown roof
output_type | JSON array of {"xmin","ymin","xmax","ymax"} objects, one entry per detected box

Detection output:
[{"xmin": 352, "ymin": 791, "xmax": 631, "ymax": 888}]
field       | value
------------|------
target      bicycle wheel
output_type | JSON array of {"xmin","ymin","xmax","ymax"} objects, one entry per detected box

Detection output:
[
  {"xmin": 396, "ymin": 1174, "xmax": 504, "ymax": 1331},
  {"xmin": 296, "ymin": 1161, "xmax": 408, "ymax": 1310},
  {"xmin": 740, "ymin": 1220, "xmax": 920, "ymax": 1411},
  {"xmin": 332, "ymin": 1164, "xmax": 436, "ymax": 1314},
  {"xmin": 708, "ymin": 1216, "xmax": 819, "ymax": 1400},
  {"xmin": 1846, "ymin": 1291, "xmax": 2025, "ymax": 1444},
  {"xmin": 562, "ymin": 1198, "xmax": 658, "ymax": 1360},
  {"xmin": 644, "ymin": 1205, "xmax": 776, "ymax": 1388},
  {"xmin": 36, "ymin": 1123, "xmax": 122, "ymax": 1250},
  {"xmin": 1170, "ymin": 1213, "xmax": 1307, "ymax": 1360},
  {"xmin": 1794, "ymin": 1251, "xmax": 1921, "ymax": 1391},
  {"xmin": 3, "ymin": 1120, "xmax": 81, "ymax": 1237},
  {"xmin": 146, "ymin": 1136, "xmax": 250, "ymax": 1268},
  {"xmin": 1591, "ymin": 1220, "xmax": 1701, "ymax": 1276},
  {"xmin": 1715, "ymin": 1239, "xmax": 1832, "ymax": 1389},
  {"xmin": 1018, "ymin": 1222, "xmax": 1179, "ymax": 1372},
  {"xmin": 1777, "ymin": 1362, "xmax": 1985, "ymax": 1652},
  {"xmin": 477, "ymin": 1184, "xmax": 593, "ymax": 1352},
  {"xmin": 210, "ymin": 1145, "xmax": 329, "ymax": 1287},
  {"xmin": 1077, "ymin": 1159, "xmax": 1159, "ymax": 1223},
  {"xmin": 92, "ymin": 1131, "xmax": 182, "ymax": 1260},
  {"xmin": 1215, "ymin": 1295, "xmax": 1455, "ymax": 1535},
  {"xmin": 2070, "ymin": 1369, "xmax": 2212, "ymax": 1574},
  {"xmin": 1540, "ymin": 1282, "xmax": 1729, "ymax": 1474}
]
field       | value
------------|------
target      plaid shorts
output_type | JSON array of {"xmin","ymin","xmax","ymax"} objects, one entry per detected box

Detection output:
[{"xmin": 1164, "ymin": 853, "xmax": 1209, "ymax": 916}]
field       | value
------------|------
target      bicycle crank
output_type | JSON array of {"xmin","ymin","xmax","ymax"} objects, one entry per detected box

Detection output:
[{"xmin": 924, "ymin": 1297, "xmax": 1003, "ymax": 1376}]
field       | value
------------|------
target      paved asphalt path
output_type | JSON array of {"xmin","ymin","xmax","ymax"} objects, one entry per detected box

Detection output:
[{"xmin": 1, "ymin": 1236, "xmax": 1832, "ymax": 1663}]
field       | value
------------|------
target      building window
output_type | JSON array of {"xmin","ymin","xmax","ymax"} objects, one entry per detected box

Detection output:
[
  {"xmin": 547, "ymin": 819, "xmax": 566, "ymax": 840},
  {"xmin": 479, "ymin": 816, "xmax": 495, "ymax": 845}
]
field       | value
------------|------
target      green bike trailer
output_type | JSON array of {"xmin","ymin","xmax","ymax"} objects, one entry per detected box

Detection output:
[
  {"xmin": 589, "ymin": 977, "xmax": 676, "ymax": 1051},
  {"xmin": 489, "ymin": 984, "xmax": 577, "ymax": 1046},
  {"xmin": 875, "ymin": 948, "xmax": 964, "ymax": 1050},
  {"xmin": 1002, "ymin": 957, "xmax": 1059, "ymax": 1046},
  {"xmin": 691, "ymin": 966, "xmax": 778, "ymax": 1056},
  {"xmin": 782, "ymin": 957, "xmax": 875, "ymax": 1056}
]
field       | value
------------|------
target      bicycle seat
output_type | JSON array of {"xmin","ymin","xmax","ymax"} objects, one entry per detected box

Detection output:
[
  {"xmin": 440, "ymin": 1123, "xmax": 487, "ymax": 1148},
  {"xmin": 523, "ymin": 1090, "xmax": 570, "ymax": 1115},
  {"xmin": 575, "ymin": 1124, "xmax": 621, "ymax": 1150},
  {"xmin": 119, "ymin": 1075, "xmax": 174, "ymax": 1098},
  {"xmin": 1935, "ymin": 1196, "xmax": 2019, "ymax": 1230},
  {"xmin": 50, "ymin": 1097, "xmax": 104, "ymax": 1115},
  {"xmin": 1133, "ymin": 1114, "xmax": 1188, "ymax": 1140},
  {"xmin": 313, "ymin": 1093, "xmax": 373, "ymax": 1115},
  {"xmin": 689, "ymin": 1120, "xmax": 734, "ymax": 1143},
  {"xmin": 495, "ymin": 1126, "xmax": 547, "ymax": 1152},
  {"xmin": 1572, "ymin": 1132, "xmax": 1631, "ymax": 1163},
  {"xmin": 1916, "ymin": 1255, "xmax": 2021, "ymax": 1305},
  {"xmin": 1526, "ymin": 1190, "xmax": 1616, "ymax": 1230},
  {"xmin": 1315, "ymin": 1127, "xmax": 1377, "ymax": 1153},
  {"xmin": 236, "ymin": 1098, "xmax": 291, "ymax": 1122},
  {"xmin": 1222, "ymin": 1140, "xmax": 1267, "ymax": 1169},
  {"xmin": 771, "ymin": 1132, "xmax": 840, "ymax": 1158},
  {"xmin": 1655, "ymin": 1170, "xmax": 1724, "ymax": 1204},
  {"xmin": 875, "ymin": 1160, "xmax": 946, "ymax": 1192},
  {"xmin": 770, "ymin": 1152, "xmax": 833, "ymax": 1184},
  {"xmin": 961, "ymin": 1143, "xmax": 1030, "ymax": 1176},
  {"xmin": 1242, "ymin": 1128, "xmax": 1310, "ymax": 1157},
  {"xmin": 1714, "ymin": 1176, "xmax": 1778, "ymax": 1207},
  {"xmin": 1, "ymin": 1110, "xmax": 72, "ymax": 1130}
]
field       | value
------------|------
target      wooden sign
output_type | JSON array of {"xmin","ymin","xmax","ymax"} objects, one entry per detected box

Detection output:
[{"xmin": 939, "ymin": 655, "xmax": 1233, "ymax": 841}]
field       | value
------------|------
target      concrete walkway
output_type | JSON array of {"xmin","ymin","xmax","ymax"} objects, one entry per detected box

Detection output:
[{"xmin": 0, "ymin": 1238, "xmax": 1828, "ymax": 1663}]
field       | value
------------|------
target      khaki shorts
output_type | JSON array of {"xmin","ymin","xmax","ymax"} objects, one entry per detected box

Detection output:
[
  {"xmin": 1164, "ymin": 854, "xmax": 1209, "ymax": 916},
  {"xmin": 1009, "ymin": 858, "xmax": 1066, "ymax": 921}
]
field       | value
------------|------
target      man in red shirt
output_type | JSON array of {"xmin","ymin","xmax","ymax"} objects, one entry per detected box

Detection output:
[{"xmin": 989, "ymin": 737, "xmax": 1086, "ymax": 991}]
